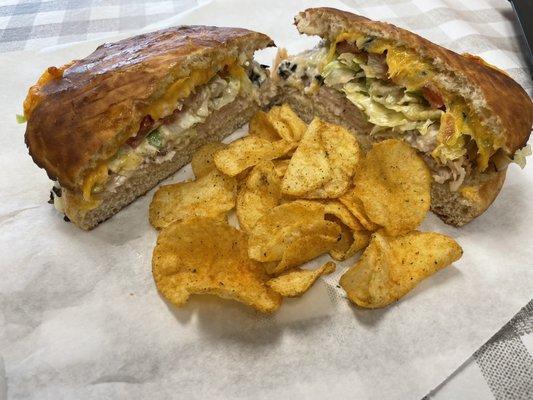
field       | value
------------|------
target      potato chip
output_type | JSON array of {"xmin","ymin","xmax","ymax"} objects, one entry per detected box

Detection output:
[
  {"xmin": 329, "ymin": 222, "xmax": 355, "ymax": 261},
  {"xmin": 249, "ymin": 111, "xmax": 280, "ymax": 142},
  {"xmin": 273, "ymin": 159, "xmax": 290, "ymax": 177},
  {"xmin": 248, "ymin": 201, "xmax": 340, "ymax": 274},
  {"xmin": 281, "ymin": 120, "xmax": 331, "ymax": 196},
  {"xmin": 153, "ymin": 217, "xmax": 282, "ymax": 313},
  {"xmin": 236, "ymin": 161, "xmax": 282, "ymax": 232},
  {"xmin": 267, "ymin": 261, "xmax": 336, "ymax": 297},
  {"xmin": 354, "ymin": 139, "xmax": 431, "ymax": 236},
  {"xmin": 267, "ymin": 104, "xmax": 307, "ymax": 142},
  {"xmin": 350, "ymin": 230, "xmax": 372, "ymax": 254},
  {"xmin": 339, "ymin": 190, "xmax": 380, "ymax": 232},
  {"xmin": 248, "ymin": 201, "xmax": 328, "ymax": 262},
  {"xmin": 324, "ymin": 201, "xmax": 365, "ymax": 231},
  {"xmin": 328, "ymin": 220, "xmax": 371, "ymax": 261},
  {"xmin": 191, "ymin": 142, "xmax": 226, "ymax": 178},
  {"xmin": 271, "ymin": 222, "xmax": 341, "ymax": 274},
  {"xmin": 340, "ymin": 231, "xmax": 462, "ymax": 308},
  {"xmin": 214, "ymin": 136, "xmax": 295, "ymax": 177},
  {"xmin": 282, "ymin": 118, "xmax": 360, "ymax": 198},
  {"xmin": 149, "ymin": 169, "xmax": 236, "ymax": 229}
]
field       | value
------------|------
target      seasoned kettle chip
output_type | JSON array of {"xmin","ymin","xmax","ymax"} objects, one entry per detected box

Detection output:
[
  {"xmin": 267, "ymin": 261, "xmax": 336, "ymax": 297},
  {"xmin": 249, "ymin": 110, "xmax": 281, "ymax": 142},
  {"xmin": 280, "ymin": 119, "xmax": 331, "ymax": 196},
  {"xmin": 236, "ymin": 161, "xmax": 282, "ymax": 232},
  {"xmin": 191, "ymin": 142, "xmax": 227, "ymax": 178},
  {"xmin": 349, "ymin": 230, "xmax": 372, "ymax": 255},
  {"xmin": 282, "ymin": 118, "xmax": 360, "ymax": 198},
  {"xmin": 327, "ymin": 216, "xmax": 371, "ymax": 261},
  {"xmin": 270, "ymin": 221, "xmax": 341, "ymax": 274},
  {"xmin": 324, "ymin": 201, "xmax": 365, "ymax": 231},
  {"xmin": 149, "ymin": 169, "xmax": 236, "ymax": 229},
  {"xmin": 339, "ymin": 190, "xmax": 380, "ymax": 232},
  {"xmin": 274, "ymin": 159, "xmax": 290, "ymax": 178},
  {"xmin": 267, "ymin": 104, "xmax": 307, "ymax": 142},
  {"xmin": 152, "ymin": 217, "xmax": 282, "ymax": 313},
  {"xmin": 340, "ymin": 231, "xmax": 463, "ymax": 308},
  {"xmin": 214, "ymin": 135, "xmax": 295, "ymax": 177},
  {"xmin": 248, "ymin": 201, "xmax": 340, "ymax": 273},
  {"xmin": 248, "ymin": 201, "xmax": 325, "ymax": 262},
  {"xmin": 354, "ymin": 139, "xmax": 431, "ymax": 236},
  {"xmin": 329, "ymin": 222, "xmax": 355, "ymax": 261}
]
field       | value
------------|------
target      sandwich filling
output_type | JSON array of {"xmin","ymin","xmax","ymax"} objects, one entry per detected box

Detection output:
[
  {"xmin": 276, "ymin": 32, "xmax": 527, "ymax": 191},
  {"xmin": 57, "ymin": 60, "xmax": 268, "ymax": 211}
]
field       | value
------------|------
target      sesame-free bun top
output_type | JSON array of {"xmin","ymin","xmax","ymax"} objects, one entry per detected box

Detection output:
[
  {"xmin": 295, "ymin": 7, "xmax": 533, "ymax": 157},
  {"xmin": 24, "ymin": 25, "xmax": 274, "ymax": 191}
]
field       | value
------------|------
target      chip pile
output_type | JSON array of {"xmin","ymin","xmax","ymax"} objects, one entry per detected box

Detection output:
[{"xmin": 149, "ymin": 104, "xmax": 463, "ymax": 313}]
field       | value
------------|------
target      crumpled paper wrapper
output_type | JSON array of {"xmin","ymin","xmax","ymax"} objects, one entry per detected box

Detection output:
[{"xmin": 1, "ymin": 0, "xmax": 532, "ymax": 399}]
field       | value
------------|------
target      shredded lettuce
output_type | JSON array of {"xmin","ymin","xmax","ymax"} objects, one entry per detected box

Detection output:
[
  {"xmin": 322, "ymin": 60, "xmax": 357, "ymax": 87},
  {"xmin": 327, "ymin": 65, "xmax": 441, "ymax": 133},
  {"xmin": 344, "ymin": 86, "xmax": 410, "ymax": 128},
  {"xmin": 16, "ymin": 114, "xmax": 26, "ymax": 124},
  {"xmin": 321, "ymin": 53, "xmax": 447, "ymax": 156}
]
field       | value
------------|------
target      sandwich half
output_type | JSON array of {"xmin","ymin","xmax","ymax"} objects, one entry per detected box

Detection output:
[
  {"xmin": 274, "ymin": 8, "xmax": 533, "ymax": 226},
  {"xmin": 24, "ymin": 26, "xmax": 274, "ymax": 230}
]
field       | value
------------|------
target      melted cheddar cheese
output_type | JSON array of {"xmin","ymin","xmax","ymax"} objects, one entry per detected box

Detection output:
[{"xmin": 82, "ymin": 163, "xmax": 108, "ymax": 201}]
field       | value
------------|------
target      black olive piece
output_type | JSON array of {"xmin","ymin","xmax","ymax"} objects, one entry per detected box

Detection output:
[
  {"xmin": 63, "ymin": 215, "xmax": 71, "ymax": 222},
  {"xmin": 260, "ymin": 64, "xmax": 269, "ymax": 69},
  {"xmin": 248, "ymin": 70, "xmax": 261, "ymax": 84},
  {"xmin": 52, "ymin": 186, "xmax": 62, "ymax": 197},
  {"xmin": 278, "ymin": 68, "xmax": 290, "ymax": 80},
  {"xmin": 48, "ymin": 191, "xmax": 54, "ymax": 204},
  {"xmin": 290, "ymin": 63, "xmax": 297, "ymax": 72}
]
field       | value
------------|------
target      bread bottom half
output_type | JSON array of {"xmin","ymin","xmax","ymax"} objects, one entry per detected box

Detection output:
[
  {"xmin": 278, "ymin": 85, "xmax": 506, "ymax": 226},
  {"xmin": 63, "ymin": 96, "xmax": 259, "ymax": 230}
]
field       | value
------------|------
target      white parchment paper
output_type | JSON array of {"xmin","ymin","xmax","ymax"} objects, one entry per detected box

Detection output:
[{"xmin": 1, "ymin": 1, "xmax": 532, "ymax": 399}]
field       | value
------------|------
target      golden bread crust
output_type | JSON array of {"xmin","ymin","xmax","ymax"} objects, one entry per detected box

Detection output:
[
  {"xmin": 295, "ymin": 7, "xmax": 533, "ymax": 155},
  {"xmin": 24, "ymin": 25, "xmax": 274, "ymax": 191}
]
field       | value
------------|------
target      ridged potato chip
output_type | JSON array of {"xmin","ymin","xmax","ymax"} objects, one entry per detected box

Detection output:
[
  {"xmin": 340, "ymin": 231, "xmax": 462, "ymax": 308},
  {"xmin": 327, "ymin": 214, "xmax": 372, "ymax": 261},
  {"xmin": 267, "ymin": 261, "xmax": 336, "ymax": 297},
  {"xmin": 280, "ymin": 120, "xmax": 331, "ymax": 196},
  {"xmin": 324, "ymin": 201, "xmax": 365, "ymax": 231},
  {"xmin": 329, "ymin": 222, "xmax": 355, "ymax": 261},
  {"xmin": 214, "ymin": 136, "xmax": 295, "ymax": 177},
  {"xmin": 267, "ymin": 104, "xmax": 307, "ymax": 142},
  {"xmin": 149, "ymin": 169, "xmax": 236, "ymax": 229},
  {"xmin": 153, "ymin": 217, "xmax": 282, "ymax": 313},
  {"xmin": 191, "ymin": 142, "xmax": 227, "ymax": 178},
  {"xmin": 274, "ymin": 159, "xmax": 290, "ymax": 178},
  {"xmin": 236, "ymin": 161, "xmax": 282, "ymax": 232},
  {"xmin": 339, "ymin": 190, "xmax": 380, "ymax": 232},
  {"xmin": 282, "ymin": 118, "xmax": 361, "ymax": 199},
  {"xmin": 354, "ymin": 139, "xmax": 431, "ymax": 236},
  {"xmin": 248, "ymin": 201, "xmax": 341, "ymax": 274},
  {"xmin": 249, "ymin": 111, "xmax": 280, "ymax": 142},
  {"xmin": 272, "ymin": 221, "xmax": 341, "ymax": 274},
  {"xmin": 350, "ymin": 230, "xmax": 372, "ymax": 254}
]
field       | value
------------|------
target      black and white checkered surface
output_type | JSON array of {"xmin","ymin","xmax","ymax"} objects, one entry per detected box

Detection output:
[{"xmin": 0, "ymin": 0, "xmax": 531, "ymax": 398}]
